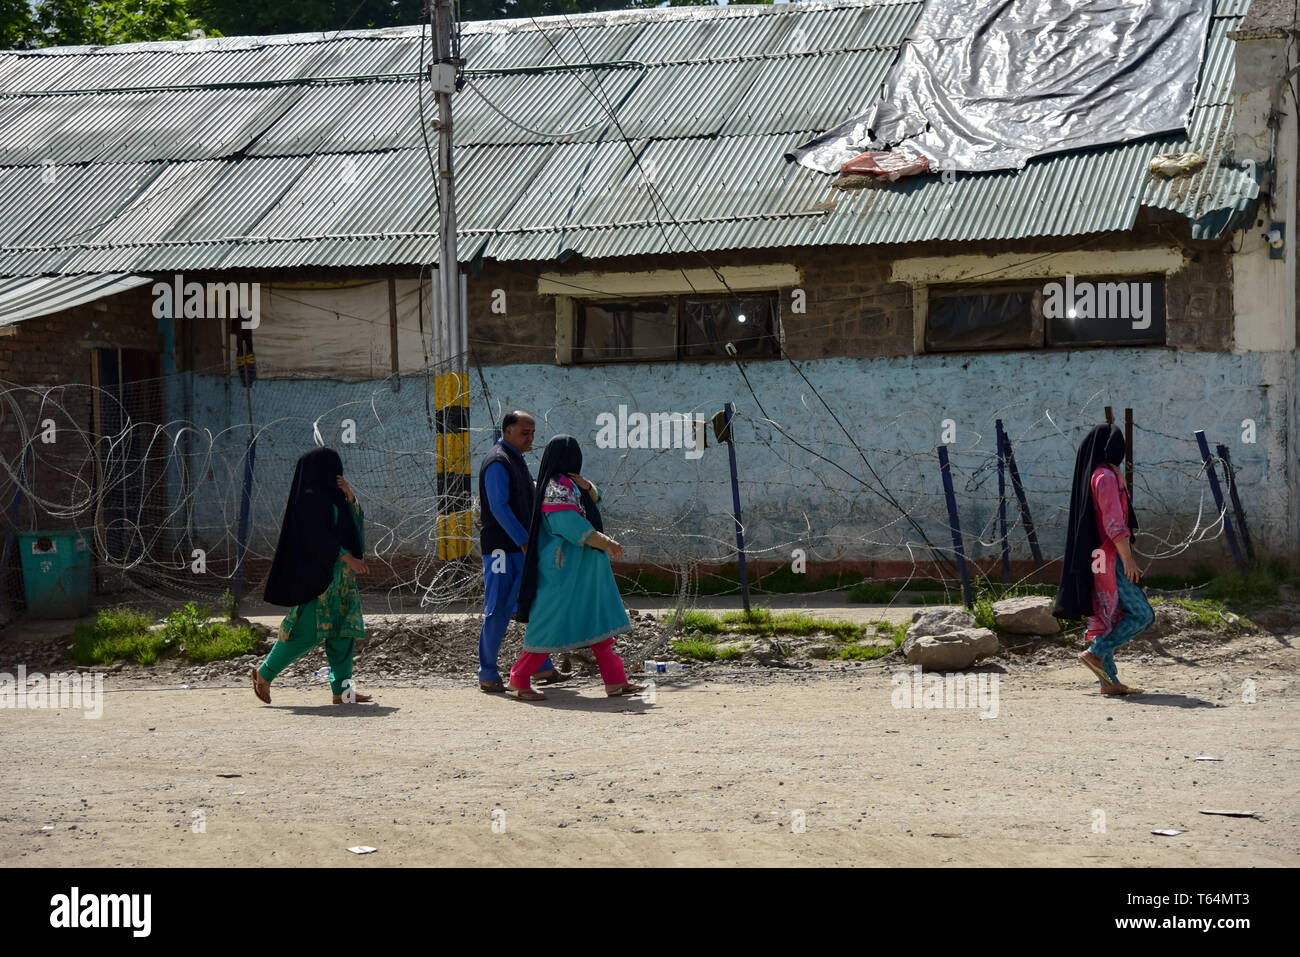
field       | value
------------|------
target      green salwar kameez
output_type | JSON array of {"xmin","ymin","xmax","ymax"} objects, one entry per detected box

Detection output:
[{"xmin": 257, "ymin": 499, "xmax": 366, "ymax": 696}]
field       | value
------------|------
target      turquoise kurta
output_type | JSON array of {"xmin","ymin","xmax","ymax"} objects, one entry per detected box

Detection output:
[{"xmin": 522, "ymin": 487, "xmax": 631, "ymax": 654}]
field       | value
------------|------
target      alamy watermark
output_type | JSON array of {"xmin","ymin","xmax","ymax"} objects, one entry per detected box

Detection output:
[
  {"xmin": 595, "ymin": 406, "xmax": 706, "ymax": 460},
  {"xmin": 50, "ymin": 887, "xmax": 150, "ymax": 937},
  {"xmin": 891, "ymin": 665, "xmax": 998, "ymax": 719},
  {"xmin": 1043, "ymin": 274, "xmax": 1153, "ymax": 330},
  {"xmin": 0, "ymin": 666, "xmax": 104, "ymax": 719},
  {"xmin": 151, "ymin": 274, "xmax": 260, "ymax": 329}
]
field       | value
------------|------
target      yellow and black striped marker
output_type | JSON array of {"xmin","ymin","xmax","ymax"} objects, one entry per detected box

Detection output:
[{"xmin": 435, "ymin": 371, "xmax": 472, "ymax": 560}]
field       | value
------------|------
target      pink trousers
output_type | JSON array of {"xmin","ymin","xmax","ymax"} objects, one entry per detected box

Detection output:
[{"xmin": 510, "ymin": 638, "xmax": 627, "ymax": 689}]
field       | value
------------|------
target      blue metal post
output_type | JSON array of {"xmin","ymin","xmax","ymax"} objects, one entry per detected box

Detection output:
[
  {"xmin": 937, "ymin": 445, "xmax": 973, "ymax": 609},
  {"xmin": 1001, "ymin": 427, "xmax": 1044, "ymax": 568},
  {"xmin": 232, "ymin": 438, "xmax": 256, "ymax": 600},
  {"xmin": 1216, "ymin": 443, "xmax": 1255, "ymax": 561},
  {"xmin": 1196, "ymin": 431, "xmax": 1248, "ymax": 575},
  {"xmin": 995, "ymin": 419, "xmax": 1010, "ymax": 583},
  {"xmin": 724, "ymin": 403, "xmax": 751, "ymax": 614}
]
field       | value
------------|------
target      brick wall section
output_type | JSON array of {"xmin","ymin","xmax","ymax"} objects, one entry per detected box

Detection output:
[
  {"xmin": 467, "ymin": 224, "xmax": 1236, "ymax": 365},
  {"xmin": 1, "ymin": 286, "xmax": 161, "ymax": 532},
  {"xmin": 1164, "ymin": 250, "xmax": 1234, "ymax": 350},
  {"xmin": 467, "ymin": 263, "xmax": 561, "ymax": 367},
  {"xmin": 783, "ymin": 250, "xmax": 914, "ymax": 358}
]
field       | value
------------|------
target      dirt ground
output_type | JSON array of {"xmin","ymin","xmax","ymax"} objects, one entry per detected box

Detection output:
[{"xmin": 3, "ymin": 615, "xmax": 1297, "ymax": 867}]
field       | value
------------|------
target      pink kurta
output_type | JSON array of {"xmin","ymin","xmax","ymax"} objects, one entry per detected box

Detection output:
[{"xmin": 1084, "ymin": 464, "xmax": 1132, "ymax": 642}]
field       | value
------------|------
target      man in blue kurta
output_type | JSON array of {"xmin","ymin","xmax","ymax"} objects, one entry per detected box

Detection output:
[{"xmin": 477, "ymin": 411, "xmax": 570, "ymax": 692}]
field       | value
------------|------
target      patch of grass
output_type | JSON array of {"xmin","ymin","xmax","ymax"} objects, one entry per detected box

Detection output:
[
  {"xmin": 871, "ymin": 620, "xmax": 909, "ymax": 646},
  {"xmin": 1205, "ymin": 566, "xmax": 1280, "ymax": 605},
  {"xmin": 220, "ymin": 588, "xmax": 238, "ymax": 621},
  {"xmin": 754, "ymin": 566, "xmax": 863, "ymax": 594},
  {"xmin": 969, "ymin": 580, "xmax": 1058, "ymax": 601},
  {"xmin": 623, "ymin": 565, "xmax": 865, "ymax": 597},
  {"xmin": 1142, "ymin": 563, "xmax": 1218, "ymax": 591},
  {"xmin": 671, "ymin": 639, "xmax": 719, "ymax": 661},
  {"xmin": 617, "ymin": 570, "xmax": 679, "ymax": 596},
  {"xmin": 847, "ymin": 579, "xmax": 961, "ymax": 604},
  {"xmin": 71, "ymin": 601, "xmax": 259, "ymax": 666},
  {"xmin": 836, "ymin": 643, "xmax": 891, "ymax": 660},
  {"xmin": 184, "ymin": 622, "xmax": 261, "ymax": 663},
  {"xmin": 1167, "ymin": 597, "xmax": 1254, "ymax": 634},
  {"xmin": 618, "ymin": 569, "xmax": 742, "ymax": 596},
  {"xmin": 666, "ymin": 607, "xmax": 865, "ymax": 642},
  {"xmin": 917, "ymin": 591, "xmax": 950, "ymax": 604},
  {"xmin": 72, "ymin": 606, "xmax": 158, "ymax": 665},
  {"xmin": 716, "ymin": 646, "xmax": 743, "ymax": 662},
  {"xmin": 668, "ymin": 609, "xmax": 728, "ymax": 634},
  {"xmin": 972, "ymin": 595, "xmax": 996, "ymax": 630},
  {"xmin": 161, "ymin": 602, "xmax": 209, "ymax": 648},
  {"xmin": 846, "ymin": 580, "xmax": 896, "ymax": 603},
  {"xmin": 1143, "ymin": 574, "xmax": 1195, "ymax": 591}
]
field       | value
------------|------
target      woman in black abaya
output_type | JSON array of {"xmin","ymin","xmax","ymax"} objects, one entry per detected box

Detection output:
[{"xmin": 251, "ymin": 447, "xmax": 373, "ymax": 705}]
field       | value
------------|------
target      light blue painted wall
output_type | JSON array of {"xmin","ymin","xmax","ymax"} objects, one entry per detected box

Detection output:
[{"xmin": 177, "ymin": 349, "xmax": 1292, "ymax": 569}]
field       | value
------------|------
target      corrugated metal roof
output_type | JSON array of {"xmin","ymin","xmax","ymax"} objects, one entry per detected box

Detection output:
[
  {"xmin": 0, "ymin": 272, "xmax": 151, "ymax": 325},
  {"xmin": 0, "ymin": 0, "xmax": 1261, "ymax": 273}
]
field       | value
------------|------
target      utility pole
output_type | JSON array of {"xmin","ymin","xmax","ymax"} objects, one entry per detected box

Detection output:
[{"xmin": 430, "ymin": 0, "xmax": 471, "ymax": 561}]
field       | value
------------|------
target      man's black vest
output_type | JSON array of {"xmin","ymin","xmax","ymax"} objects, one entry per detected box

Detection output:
[{"xmin": 479, "ymin": 440, "xmax": 535, "ymax": 554}]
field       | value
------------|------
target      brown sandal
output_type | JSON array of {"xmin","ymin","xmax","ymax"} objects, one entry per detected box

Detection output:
[
  {"xmin": 479, "ymin": 679, "xmax": 507, "ymax": 693},
  {"xmin": 536, "ymin": 669, "xmax": 573, "ymax": 685},
  {"xmin": 507, "ymin": 683, "xmax": 546, "ymax": 702},
  {"xmin": 1099, "ymin": 682, "xmax": 1145, "ymax": 695},
  {"xmin": 250, "ymin": 668, "xmax": 271, "ymax": 704},
  {"xmin": 605, "ymin": 681, "xmax": 646, "ymax": 697},
  {"xmin": 1079, "ymin": 652, "xmax": 1112, "ymax": 686}
]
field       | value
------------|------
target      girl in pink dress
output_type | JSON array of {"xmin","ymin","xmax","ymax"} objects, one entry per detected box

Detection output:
[{"xmin": 1054, "ymin": 425, "xmax": 1153, "ymax": 694}]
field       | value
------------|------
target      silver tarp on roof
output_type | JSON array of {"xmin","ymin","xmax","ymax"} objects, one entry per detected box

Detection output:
[{"xmin": 791, "ymin": 0, "xmax": 1215, "ymax": 174}]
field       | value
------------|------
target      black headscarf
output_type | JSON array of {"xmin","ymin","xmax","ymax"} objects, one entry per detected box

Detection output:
[
  {"xmin": 1053, "ymin": 424, "xmax": 1139, "ymax": 618},
  {"xmin": 514, "ymin": 435, "xmax": 602, "ymax": 623},
  {"xmin": 263, "ymin": 447, "xmax": 364, "ymax": 607}
]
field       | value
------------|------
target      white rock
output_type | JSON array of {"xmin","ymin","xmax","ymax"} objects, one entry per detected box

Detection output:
[
  {"xmin": 992, "ymin": 596, "xmax": 1060, "ymax": 634},
  {"xmin": 906, "ymin": 608, "xmax": 977, "ymax": 639},
  {"xmin": 901, "ymin": 628, "xmax": 999, "ymax": 671}
]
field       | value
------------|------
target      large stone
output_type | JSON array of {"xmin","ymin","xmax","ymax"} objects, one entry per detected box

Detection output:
[
  {"xmin": 906, "ymin": 607, "xmax": 977, "ymax": 639},
  {"xmin": 992, "ymin": 597, "xmax": 1060, "ymax": 635},
  {"xmin": 901, "ymin": 628, "xmax": 999, "ymax": 671}
]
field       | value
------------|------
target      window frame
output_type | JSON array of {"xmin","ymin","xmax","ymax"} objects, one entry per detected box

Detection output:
[
  {"xmin": 571, "ymin": 291, "xmax": 782, "ymax": 364},
  {"xmin": 892, "ymin": 247, "xmax": 1186, "ymax": 355},
  {"xmin": 924, "ymin": 274, "xmax": 1168, "ymax": 352},
  {"xmin": 540, "ymin": 264, "xmax": 802, "ymax": 366}
]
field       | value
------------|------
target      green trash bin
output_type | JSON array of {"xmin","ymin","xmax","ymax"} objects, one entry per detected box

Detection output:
[{"xmin": 18, "ymin": 531, "xmax": 92, "ymax": 618}]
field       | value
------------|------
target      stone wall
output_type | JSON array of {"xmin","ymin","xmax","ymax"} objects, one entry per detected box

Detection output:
[{"xmin": 467, "ymin": 225, "xmax": 1237, "ymax": 365}]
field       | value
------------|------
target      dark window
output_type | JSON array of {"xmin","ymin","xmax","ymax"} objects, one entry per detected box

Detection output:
[
  {"xmin": 926, "ymin": 275, "xmax": 1166, "ymax": 352},
  {"xmin": 683, "ymin": 296, "xmax": 778, "ymax": 358},
  {"xmin": 926, "ymin": 284, "xmax": 1041, "ymax": 352},
  {"xmin": 576, "ymin": 300, "xmax": 676, "ymax": 363},
  {"xmin": 1044, "ymin": 275, "xmax": 1166, "ymax": 346},
  {"xmin": 576, "ymin": 294, "xmax": 780, "ymax": 363}
]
